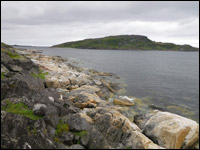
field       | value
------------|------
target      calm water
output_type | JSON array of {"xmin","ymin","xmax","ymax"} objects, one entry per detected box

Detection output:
[{"xmin": 15, "ymin": 46, "xmax": 199, "ymax": 122}]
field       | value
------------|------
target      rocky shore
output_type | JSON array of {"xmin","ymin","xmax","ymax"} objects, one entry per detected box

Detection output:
[{"xmin": 1, "ymin": 45, "xmax": 199, "ymax": 149}]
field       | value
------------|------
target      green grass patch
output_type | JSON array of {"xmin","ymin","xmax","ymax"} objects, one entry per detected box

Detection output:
[
  {"xmin": 6, "ymin": 51, "xmax": 22, "ymax": 59},
  {"xmin": 1, "ymin": 48, "xmax": 6, "ymax": 53},
  {"xmin": 9, "ymin": 84, "xmax": 15, "ymax": 88},
  {"xmin": 55, "ymin": 120, "xmax": 69, "ymax": 136},
  {"xmin": 73, "ymin": 130, "xmax": 88, "ymax": 137},
  {"xmin": 53, "ymin": 137, "xmax": 62, "ymax": 143},
  {"xmin": 27, "ymin": 126, "xmax": 37, "ymax": 136},
  {"xmin": 126, "ymin": 146, "xmax": 132, "ymax": 149},
  {"xmin": 1, "ymin": 47, "xmax": 22, "ymax": 59},
  {"xmin": 1, "ymin": 100, "xmax": 43, "ymax": 120},
  {"xmin": 31, "ymin": 72, "xmax": 48, "ymax": 80},
  {"xmin": 1, "ymin": 72, "xmax": 5, "ymax": 79}
]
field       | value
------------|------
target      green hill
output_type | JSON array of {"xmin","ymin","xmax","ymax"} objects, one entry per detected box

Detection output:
[
  {"xmin": 52, "ymin": 35, "xmax": 198, "ymax": 51},
  {"xmin": 1, "ymin": 42, "xmax": 13, "ymax": 49}
]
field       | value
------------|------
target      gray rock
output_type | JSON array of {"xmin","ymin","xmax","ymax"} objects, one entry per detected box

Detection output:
[
  {"xmin": 12, "ymin": 72, "xmax": 45, "ymax": 91},
  {"xmin": 44, "ymin": 104, "xmax": 60, "ymax": 128},
  {"xmin": 1, "ymin": 64, "xmax": 9, "ymax": 73},
  {"xmin": 1, "ymin": 112, "xmax": 56, "ymax": 149},
  {"xmin": 80, "ymin": 133, "xmax": 90, "ymax": 147},
  {"xmin": 1, "ymin": 49, "xmax": 39, "ymax": 74},
  {"xmin": 61, "ymin": 132, "xmax": 74, "ymax": 145},
  {"xmin": 67, "ymin": 114, "xmax": 91, "ymax": 132},
  {"xmin": 87, "ymin": 127, "xmax": 109, "ymax": 149},
  {"xmin": 93, "ymin": 79, "xmax": 102, "ymax": 86},
  {"xmin": 46, "ymin": 125, "xmax": 56, "ymax": 138},
  {"xmin": 55, "ymin": 142, "xmax": 70, "ymax": 149},
  {"xmin": 69, "ymin": 144, "xmax": 85, "ymax": 149},
  {"xmin": 33, "ymin": 103, "xmax": 47, "ymax": 116},
  {"xmin": 8, "ymin": 65, "xmax": 23, "ymax": 72}
]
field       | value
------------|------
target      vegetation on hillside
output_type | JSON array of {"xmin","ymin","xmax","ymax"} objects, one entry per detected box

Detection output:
[
  {"xmin": 52, "ymin": 35, "xmax": 198, "ymax": 51},
  {"xmin": 1, "ymin": 42, "xmax": 13, "ymax": 49}
]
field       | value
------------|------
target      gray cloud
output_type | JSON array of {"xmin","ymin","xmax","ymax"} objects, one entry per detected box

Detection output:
[{"xmin": 1, "ymin": 1, "xmax": 199, "ymax": 47}]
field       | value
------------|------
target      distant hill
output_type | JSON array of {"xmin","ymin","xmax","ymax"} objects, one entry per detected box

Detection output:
[{"xmin": 52, "ymin": 35, "xmax": 199, "ymax": 51}]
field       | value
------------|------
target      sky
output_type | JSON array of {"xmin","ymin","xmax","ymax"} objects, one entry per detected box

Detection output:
[{"xmin": 1, "ymin": 1, "xmax": 199, "ymax": 47}]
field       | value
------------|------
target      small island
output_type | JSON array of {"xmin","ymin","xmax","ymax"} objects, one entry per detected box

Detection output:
[{"xmin": 52, "ymin": 35, "xmax": 199, "ymax": 51}]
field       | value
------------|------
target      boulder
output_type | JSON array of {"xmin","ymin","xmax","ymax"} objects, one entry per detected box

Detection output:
[
  {"xmin": 1, "ymin": 48, "xmax": 39, "ymax": 74},
  {"xmin": 123, "ymin": 130, "xmax": 164, "ymax": 149},
  {"xmin": 1, "ymin": 112, "xmax": 56, "ymax": 149},
  {"xmin": 113, "ymin": 99, "xmax": 134, "ymax": 106},
  {"xmin": 12, "ymin": 72, "xmax": 45, "ymax": 91},
  {"xmin": 82, "ymin": 107, "xmax": 162, "ymax": 149},
  {"xmin": 93, "ymin": 79, "xmax": 102, "ymax": 86},
  {"xmin": 61, "ymin": 132, "xmax": 74, "ymax": 145},
  {"xmin": 33, "ymin": 103, "xmax": 47, "ymax": 116},
  {"xmin": 67, "ymin": 113, "xmax": 93, "ymax": 132},
  {"xmin": 1, "ymin": 64, "xmax": 9, "ymax": 73},
  {"xmin": 66, "ymin": 91, "xmax": 102, "ymax": 109},
  {"xmin": 45, "ymin": 77, "xmax": 70, "ymax": 89},
  {"xmin": 67, "ymin": 113, "xmax": 110, "ymax": 149},
  {"xmin": 69, "ymin": 74, "xmax": 94, "ymax": 87},
  {"xmin": 71, "ymin": 85, "xmax": 100, "ymax": 93},
  {"xmin": 44, "ymin": 104, "xmax": 60, "ymax": 128},
  {"xmin": 134, "ymin": 110, "xmax": 199, "ymax": 149},
  {"xmin": 96, "ymin": 86, "xmax": 113, "ymax": 100}
]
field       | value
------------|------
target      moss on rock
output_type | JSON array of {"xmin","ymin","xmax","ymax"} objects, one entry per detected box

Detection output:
[
  {"xmin": 73, "ymin": 130, "xmax": 88, "ymax": 137},
  {"xmin": 31, "ymin": 72, "xmax": 48, "ymax": 80},
  {"xmin": 1, "ymin": 100, "xmax": 43, "ymax": 120},
  {"xmin": 55, "ymin": 120, "xmax": 69, "ymax": 136},
  {"xmin": 1, "ymin": 72, "xmax": 5, "ymax": 79}
]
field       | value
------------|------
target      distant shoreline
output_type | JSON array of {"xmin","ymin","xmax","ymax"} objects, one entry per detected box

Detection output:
[{"xmin": 13, "ymin": 45, "xmax": 199, "ymax": 52}]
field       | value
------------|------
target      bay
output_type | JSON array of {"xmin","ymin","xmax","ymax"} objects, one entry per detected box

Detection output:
[{"xmin": 14, "ymin": 46, "xmax": 199, "ymax": 122}]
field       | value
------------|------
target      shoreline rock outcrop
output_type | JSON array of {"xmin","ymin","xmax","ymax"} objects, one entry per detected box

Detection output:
[
  {"xmin": 1, "ymin": 46, "xmax": 199, "ymax": 149},
  {"xmin": 134, "ymin": 110, "xmax": 199, "ymax": 149}
]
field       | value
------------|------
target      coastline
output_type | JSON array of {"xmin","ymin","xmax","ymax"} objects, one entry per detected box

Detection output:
[
  {"xmin": 15, "ymin": 45, "xmax": 199, "ymax": 123},
  {"xmin": 14, "ymin": 45, "xmax": 199, "ymax": 52},
  {"xmin": 1, "ymin": 47, "xmax": 199, "ymax": 149}
]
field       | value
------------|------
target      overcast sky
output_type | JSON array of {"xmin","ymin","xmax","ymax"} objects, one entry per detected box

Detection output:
[{"xmin": 1, "ymin": 1, "xmax": 199, "ymax": 47}]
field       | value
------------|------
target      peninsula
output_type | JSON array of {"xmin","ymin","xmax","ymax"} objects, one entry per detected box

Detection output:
[{"xmin": 52, "ymin": 35, "xmax": 198, "ymax": 51}]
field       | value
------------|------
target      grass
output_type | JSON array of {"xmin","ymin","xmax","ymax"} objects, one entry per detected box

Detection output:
[
  {"xmin": 1, "ymin": 42, "xmax": 13, "ymax": 49},
  {"xmin": 126, "ymin": 146, "xmax": 132, "ymax": 149},
  {"xmin": 1, "ymin": 72, "xmax": 5, "ymax": 79},
  {"xmin": 27, "ymin": 126, "xmax": 37, "ymax": 136},
  {"xmin": 6, "ymin": 51, "xmax": 22, "ymax": 59},
  {"xmin": 1, "ymin": 48, "xmax": 22, "ymax": 59},
  {"xmin": 31, "ymin": 72, "xmax": 48, "ymax": 80},
  {"xmin": 53, "ymin": 137, "xmax": 62, "ymax": 143},
  {"xmin": 55, "ymin": 120, "xmax": 69, "ymax": 136},
  {"xmin": 1, "ymin": 100, "xmax": 43, "ymax": 120},
  {"xmin": 73, "ymin": 130, "xmax": 88, "ymax": 137},
  {"xmin": 1, "ymin": 48, "xmax": 6, "ymax": 53},
  {"xmin": 1, "ymin": 46, "xmax": 22, "ymax": 59}
]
